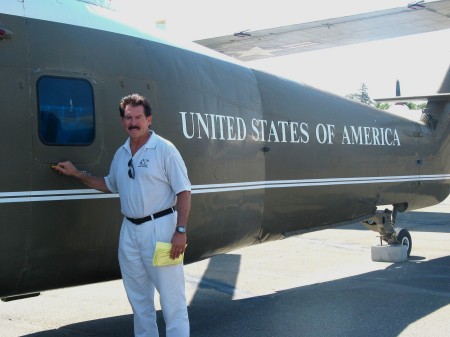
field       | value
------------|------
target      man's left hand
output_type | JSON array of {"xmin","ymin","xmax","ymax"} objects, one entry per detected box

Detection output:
[{"xmin": 170, "ymin": 232, "xmax": 187, "ymax": 259}]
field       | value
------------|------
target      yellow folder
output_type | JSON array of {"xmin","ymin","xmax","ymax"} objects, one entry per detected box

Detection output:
[{"xmin": 153, "ymin": 242, "xmax": 186, "ymax": 267}]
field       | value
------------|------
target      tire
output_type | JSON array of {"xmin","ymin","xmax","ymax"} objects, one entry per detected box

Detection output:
[{"xmin": 395, "ymin": 228, "xmax": 412, "ymax": 257}]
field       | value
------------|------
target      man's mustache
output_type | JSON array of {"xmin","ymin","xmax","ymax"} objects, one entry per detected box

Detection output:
[{"xmin": 128, "ymin": 126, "xmax": 140, "ymax": 130}]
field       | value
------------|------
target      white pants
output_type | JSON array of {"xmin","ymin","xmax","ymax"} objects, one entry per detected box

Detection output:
[{"xmin": 118, "ymin": 213, "xmax": 189, "ymax": 337}]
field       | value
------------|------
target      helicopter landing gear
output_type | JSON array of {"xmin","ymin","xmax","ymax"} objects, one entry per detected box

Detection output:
[{"xmin": 362, "ymin": 205, "xmax": 411, "ymax": 261}]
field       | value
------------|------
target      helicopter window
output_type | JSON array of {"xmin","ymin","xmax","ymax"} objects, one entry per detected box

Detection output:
[{"xmin": 37, "ymin": 76, "xmax": 95, "ymax": 145}]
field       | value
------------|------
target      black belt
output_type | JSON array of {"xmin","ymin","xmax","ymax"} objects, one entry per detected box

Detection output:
[{"xmin": 126, "ymin": 207, "xmax": 175, "ymax": 225}]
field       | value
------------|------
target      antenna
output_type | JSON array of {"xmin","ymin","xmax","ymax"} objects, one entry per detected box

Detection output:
[{"xmin": 396, "ymin": 80, "xmax": 401, "ymax": 97}]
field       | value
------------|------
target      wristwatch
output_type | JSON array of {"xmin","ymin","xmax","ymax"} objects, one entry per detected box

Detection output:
[{"xmin": 176, "ymin": 226, "xmax": 186, "ymax": 234}]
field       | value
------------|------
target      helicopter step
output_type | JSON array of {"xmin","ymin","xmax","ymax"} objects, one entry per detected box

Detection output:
[{"xmin": 371, "ymin": 243, "xmax": 408, "ymax": 263}]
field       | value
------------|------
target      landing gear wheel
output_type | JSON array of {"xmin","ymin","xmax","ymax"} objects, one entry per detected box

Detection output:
[{"xmin": 395, "ymin": 228, "xmax": 412, "ymax": 257}]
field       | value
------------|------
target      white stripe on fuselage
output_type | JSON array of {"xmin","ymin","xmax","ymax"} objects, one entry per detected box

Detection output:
[{"xmin": 1, "ymin": 174, "xmax": 450, "ymax": 203}]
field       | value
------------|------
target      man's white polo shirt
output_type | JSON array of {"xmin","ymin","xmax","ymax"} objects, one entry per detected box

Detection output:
[{"xmin": 104, "ymin": 132, "xmax": 191, "ymax": 219}]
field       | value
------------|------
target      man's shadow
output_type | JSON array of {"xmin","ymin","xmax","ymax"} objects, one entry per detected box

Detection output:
[{"xmin": 23, "ymin": 252, "xmax": 450, "ymax": 337}]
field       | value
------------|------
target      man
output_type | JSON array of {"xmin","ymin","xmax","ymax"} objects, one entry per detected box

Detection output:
[{"xmin": 54, "ymin": 93, "xmax": 191, "ymax": 337}]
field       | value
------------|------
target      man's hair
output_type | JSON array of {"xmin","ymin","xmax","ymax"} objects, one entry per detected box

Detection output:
[{"xmin": 119, "ymin": 93, "xmax": 152, "ymax": 117}]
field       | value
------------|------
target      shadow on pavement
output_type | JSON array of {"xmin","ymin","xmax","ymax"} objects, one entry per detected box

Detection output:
[{"xmin": 23, "ymin": 253, "xmax": 450, "ymax": 337}]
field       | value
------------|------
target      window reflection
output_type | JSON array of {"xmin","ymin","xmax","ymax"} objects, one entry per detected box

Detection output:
[{"xmin": 37, "ymin": 76, "xmax": 95, "ymax": 145}]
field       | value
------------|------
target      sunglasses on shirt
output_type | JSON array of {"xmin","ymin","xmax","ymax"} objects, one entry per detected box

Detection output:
[{"xmin": 128, "ymin": 158, "xmax": 135, "ymax": 179}]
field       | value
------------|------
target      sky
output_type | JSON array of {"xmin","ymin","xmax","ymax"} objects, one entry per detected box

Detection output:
[{"xmin": 115, "ymin": 0, "xmax": 450, "ymax": 99}]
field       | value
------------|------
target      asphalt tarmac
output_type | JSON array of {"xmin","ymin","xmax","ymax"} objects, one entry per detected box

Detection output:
[{"xmin": 1, "ymin": 199, "xmax": 449, "ymax": 337}]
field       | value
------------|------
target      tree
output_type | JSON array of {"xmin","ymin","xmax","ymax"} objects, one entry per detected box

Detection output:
[
  {"xmin": 406, "ymin": 102, "xmax": 427, "ymax": 110},
  {"xmin": 346, "ymin": 83, "xmax": 426, "ymax": 111},
  {"xmin": 345, "ymin": 83, "xmax": 374, "ymax": 106},
  {"xmin": 407, "ymin": 102, "xmax": 417, "ymax": 110},
  {"xmin": 375, "ymin": 102, "xmax": 391, "ymax": 110},
  {"xmin": 417, "ymin": 102, "xmax": 427, "ymax": 110}
]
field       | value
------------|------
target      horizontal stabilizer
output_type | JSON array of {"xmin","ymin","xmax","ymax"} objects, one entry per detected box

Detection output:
[{"xmin": 374, "ymin": 93, "xmax": 450, "ymax": 103}]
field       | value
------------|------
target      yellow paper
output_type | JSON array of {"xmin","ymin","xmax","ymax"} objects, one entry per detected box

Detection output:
[{"xmin": 153, "ymin": 242, "xmax": 186, "ymax": 267}]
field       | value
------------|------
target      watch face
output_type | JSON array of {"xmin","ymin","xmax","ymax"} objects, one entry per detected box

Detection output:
[{"xmin": 177, "ymin": 226, "xmax": 186, "ymax": 233}]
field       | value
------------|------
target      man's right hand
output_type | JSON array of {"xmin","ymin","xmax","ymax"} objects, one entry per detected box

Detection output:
[
  {"xmin": 53, "ymin": 161, "xmax": 110, "ymax": 193},
  {"xmin": 53, "ymin": 161, "xmax": 81, "ymax": 177}
]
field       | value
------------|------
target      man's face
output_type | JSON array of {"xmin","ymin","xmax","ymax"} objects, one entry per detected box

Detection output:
[{"xmin": 121, "ymin": 104, "xmax": 152, "ymax": 140}]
